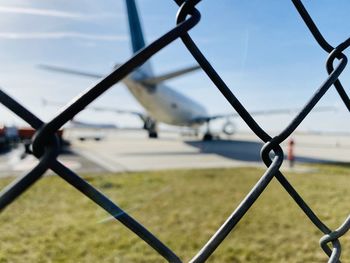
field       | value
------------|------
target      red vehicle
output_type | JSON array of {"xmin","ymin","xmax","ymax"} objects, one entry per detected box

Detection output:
[
  {"xmin": 17, "ymin": 127, "xmax": 64, "ymax": 142},
  {"xmin": 0, "ymin": 125, "xmax": 9, "ymax": 149},
  {"xmin": 0, "ymin": 125, "xmax": 66, "ymax": 152},
  {"xmin": 0, "ymin": 125, "xmax": 18, "ymax": 150}
]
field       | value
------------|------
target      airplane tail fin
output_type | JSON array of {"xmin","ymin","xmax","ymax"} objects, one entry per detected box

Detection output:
[
  {"xmin": 125, "ymin": 0, "xmax": 153, "ymax": 76},
  {"xmin": 125, "ymin": 0, "xmax": 146, "ymax": 54}
]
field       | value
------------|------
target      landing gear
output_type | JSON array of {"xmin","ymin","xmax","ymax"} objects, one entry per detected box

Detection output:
[
  {"xmin": 143, "ymin": 117, "xmax": 158, "ymax": 139},
  {"xmin": 202, "ymin": 120, "xmax": 213, "ymax": 141},
  {"xmin": 149, "ymin": 131, "xmax": 158, "ymax": 138},
  {"xmin": 203, "ymin": 133, "xmax": 213, "ymax": 141}
]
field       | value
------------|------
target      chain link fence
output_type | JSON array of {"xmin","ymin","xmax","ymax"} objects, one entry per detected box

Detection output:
[{"xmin": 0, "ymin": 0, "xmax": 349, "ymax": 262}]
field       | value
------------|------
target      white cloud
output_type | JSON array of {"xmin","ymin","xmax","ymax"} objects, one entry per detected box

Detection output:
[
  {"xmin": 0, "ymin": 32, "xmax": 128, "ymax": 41},
  {"xmin": 0, "ymin": 6, "xmax": 119, "ymax": 20}
]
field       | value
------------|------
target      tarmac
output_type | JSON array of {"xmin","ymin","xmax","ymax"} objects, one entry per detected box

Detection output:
[
  {"xmin": 69, "ymin": 129, "xmax": 350, "ymax": 172},
  {"xmin": 1, "ymin": 129, "xmax": 350, "ymax": 177}
]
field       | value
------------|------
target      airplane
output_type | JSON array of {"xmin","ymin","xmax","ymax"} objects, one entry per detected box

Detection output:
[{"xmin": 39, "ymin": 0, "xmax": 335, "ymax": 141}]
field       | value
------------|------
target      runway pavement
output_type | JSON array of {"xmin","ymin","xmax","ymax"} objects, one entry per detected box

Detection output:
[
  {"xmin": 0, "ymin": 146, "xmax": 106, "ymax": 178},
  {"xmin": 72, "ymin": 131, "xmax": 260, "ymax": 173},
  {"xmin": 69, "ymin": 129, "xmax": 350, "ymax": 173},
  {"xmin": 1, "ymin": 129, "xmax": 350, "ymax": 177}
]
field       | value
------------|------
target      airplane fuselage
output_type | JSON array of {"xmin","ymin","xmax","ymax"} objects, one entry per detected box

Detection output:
[
  {"xmin": 123, "ymin": 75, "xmax": 208, "ymax": 127},
  {"xmin": 123, "ymin": 0, "xmax": 209, "ymax": 130}
]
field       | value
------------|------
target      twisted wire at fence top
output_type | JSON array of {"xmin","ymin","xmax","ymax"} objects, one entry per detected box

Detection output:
[{"xmin": 0, "ymin": 0, "xmax": 349, "ymax": 262}]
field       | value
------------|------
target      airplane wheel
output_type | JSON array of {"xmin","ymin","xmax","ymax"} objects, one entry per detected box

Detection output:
[
  {"xmin": 149, "ymin": 132, "xmax": 158, "ymax": 138},
  {"xmin": 203, "ymin": 133, "xmax": 213, "ymax": 141}
]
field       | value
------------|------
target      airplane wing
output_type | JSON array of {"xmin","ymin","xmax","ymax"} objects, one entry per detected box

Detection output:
[
  {"xmin": 191, "ymin": 106, "xmax": 337, "ymax": 123},
  {"xmin": 42, "ymin": 98, "xmax": 148, "ymax": 122},
  {"xmin": 87, "ymin": 105, "xmax": 147, "ymax": 121},
  {"xmin": 70, "ymin": 119, "xmax": 117, "ymax": 129},
  {"xmin": 39, "ymin": 64, "xmax": 200, "ymax": 86},
  {"xmin": 139, "ymin": 65, "xmax": 200, "ymax": 85},
  {"xmin": 39, "ymin": 64, "xmax": 149, "ymax": 120},
  {"xmin": 38, "ymin": 64, "xmax": 104, "ymax": 79}
]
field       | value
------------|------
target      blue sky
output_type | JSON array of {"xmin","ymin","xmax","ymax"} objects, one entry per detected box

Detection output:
[{"xmin": 0, "ymin": 0, "xmax": 349, "ymax": 134}]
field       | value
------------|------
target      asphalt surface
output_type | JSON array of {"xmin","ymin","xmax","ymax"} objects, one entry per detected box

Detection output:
[
  {"xmin": 1, "ymin": 129, "xmax": 350, "ymax": 177},
  {"xmin": 69, "ymin": 130, "xmax": 350, "ymax": 172},
  {"xmin": 0, "ymin": 146, "xmax": 106, "ymax": 178}
]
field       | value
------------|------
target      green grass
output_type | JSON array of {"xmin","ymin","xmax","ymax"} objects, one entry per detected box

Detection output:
[{"xmin": 0, "ymin": 165, "xmax": 349, "ymax": 262}]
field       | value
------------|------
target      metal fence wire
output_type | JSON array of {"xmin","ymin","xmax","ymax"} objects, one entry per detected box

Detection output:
[{"xmin": 0, "ymin": 0, "xmax": 349, "ymax": 262}]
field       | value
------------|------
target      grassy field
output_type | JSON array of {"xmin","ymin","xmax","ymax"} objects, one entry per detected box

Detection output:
[{"xmin": 0, "ymin": 165, "xmax": 349, "ymax": 262}]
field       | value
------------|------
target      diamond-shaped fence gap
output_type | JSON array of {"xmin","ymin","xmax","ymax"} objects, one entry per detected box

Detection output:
[{"xmin": 0, "ymin": 0, "xmax": 348, "ymax": 262}]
